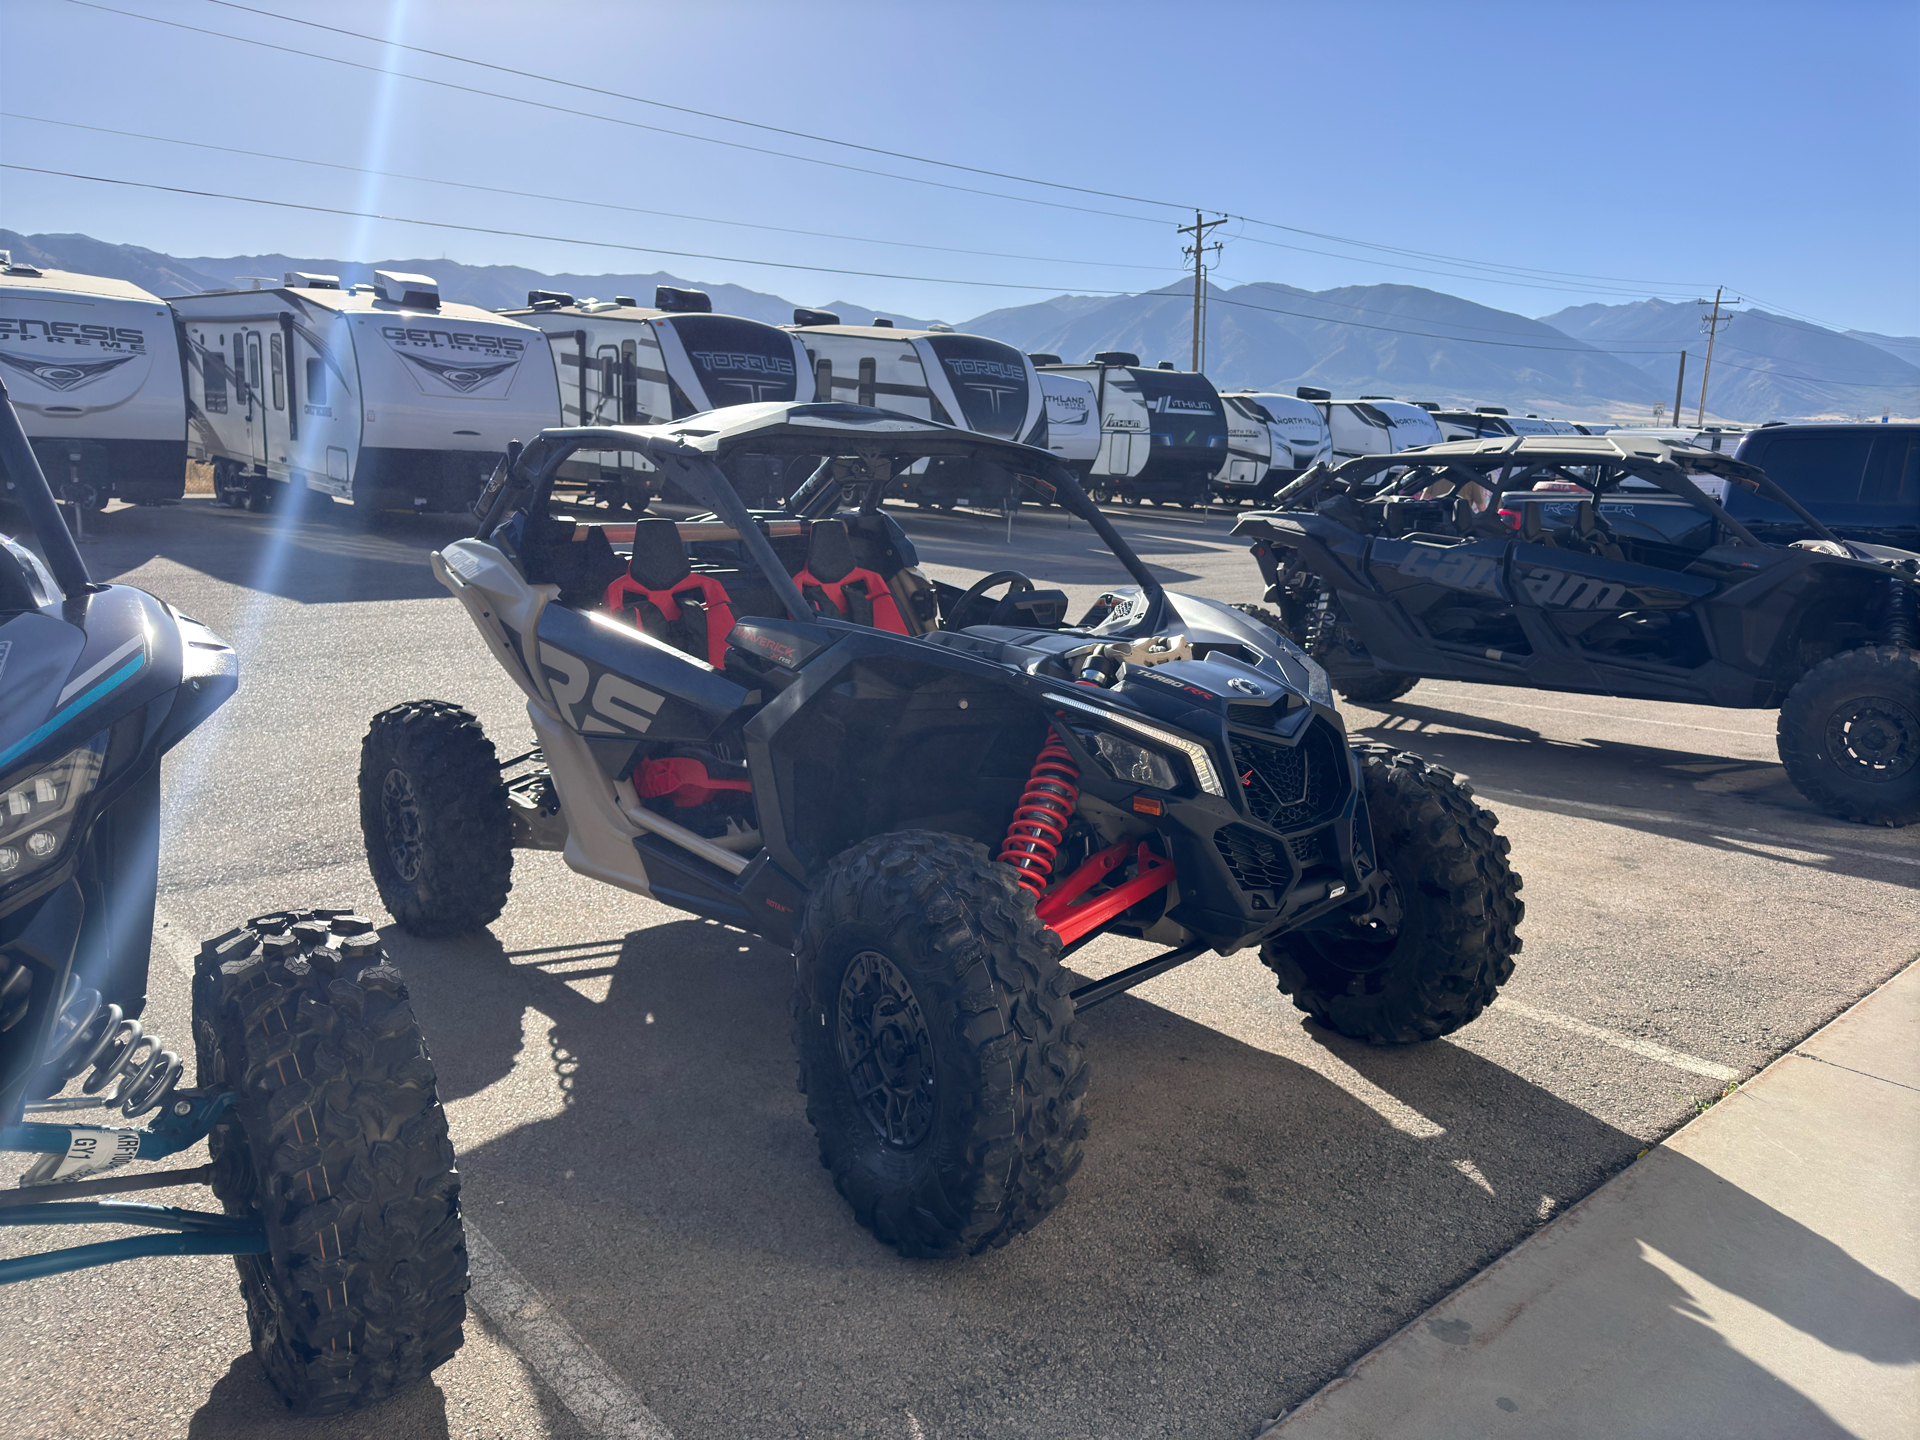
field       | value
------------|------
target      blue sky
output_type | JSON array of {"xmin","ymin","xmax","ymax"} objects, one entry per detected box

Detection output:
[{"xmin": 3, "ymin": 0, "xmax": 1915, "ymax": 333}]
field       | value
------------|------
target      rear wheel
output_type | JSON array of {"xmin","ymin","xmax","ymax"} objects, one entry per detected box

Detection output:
[
  {"xmin": 1778, "ymin": 645, "xmax": 1920, "ymax": 826},
  {"xmin": 193, "ymin": 911, "xmax": 467, "ymax": 1415},
  {"xmin": 359, "ymin": 701, "xmax": 514, "ymax": 935},
  {"xmin": 1231, "ymin": 602, "xmax": 1301, "ymax": 648},
  {"xmin": 790, "ymin": 831, "xmax": 1087, "ymax": 1258},
  {"xmin": 1262, "ymin": 745, "xmax": 1522, "ymax": 1043},
  {"xmin": 1335, "ymin": 672, "xmax": 1420, "ymax": 706}
]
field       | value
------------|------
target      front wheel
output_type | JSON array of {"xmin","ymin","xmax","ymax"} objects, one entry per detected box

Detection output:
[
  {"xmin": 1778, "ymin": 645, "xmax": 1920, "ymax": 826},
  {"xmin": 359, "ymin": 700, "xmax": 514, "ymax": 935},
  {"xmin": 790, "ymin": 831, "xmax": 1087, "ymax": 1258},
  {"xmin": 193, "ymin": 911, "xmax": 467, "ymax": 1414},
  {"xmin": 1262, "ymin": 745, "xmax": 1523, "ymax": 1043},
  {"xmin": 1335, "ymin": 672, "xmax": 1420, "ymax": 706}
]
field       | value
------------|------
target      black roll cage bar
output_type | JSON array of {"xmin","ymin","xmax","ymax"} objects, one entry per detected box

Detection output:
[
  {"xmin": 0, "ymin": 380, "xmax": 93, "ymax": 600},
  {"xmin": 474, "ymin": 415, "xmax": 1176, "ymax": 635},
  {"xmin": 1265, "ymin": 441, "xmax": 1847, "ymax": 551}
]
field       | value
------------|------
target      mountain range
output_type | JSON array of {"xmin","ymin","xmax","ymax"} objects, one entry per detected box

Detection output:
[{"xmin": 5, "ymin": 228, "xmax": 1913, "ymax": 423}]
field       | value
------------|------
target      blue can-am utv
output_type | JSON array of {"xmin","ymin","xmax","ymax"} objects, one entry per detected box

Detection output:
[{"xmin": 0, "ymin": 380, "xmax": 467, "ymax": 1414}]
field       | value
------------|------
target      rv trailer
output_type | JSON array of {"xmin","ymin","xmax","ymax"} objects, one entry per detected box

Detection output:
[
  {"xmin": 788, "ymin": 313, "xmax": 1047, "ymax": 509},
  {"xmin": 0, "ymin": 254, "xmax": 186, "ymax": 509},
  {"xmin": 1292, "ymin": 388, "xmax": 1444, "ymax": 463},
  {"xmin": 1212, "ymin": 390, "xmax": 1333, "ymax": 504},
  {"xmin": 172, "ymin": 271, "xmax": 557, "ymax": 515},
  {"xmin": 1034, "ymin": 365, "xmax": 1100, "ymax": 482},
  {"xmin": 1037, "ymin": 354, "xmax": 1226, "ymax": 506},
  {"xmin": 502, "ymin": 286, "xmax": 813, "ymax": 508}
]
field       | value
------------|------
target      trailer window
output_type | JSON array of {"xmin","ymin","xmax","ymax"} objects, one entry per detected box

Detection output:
[
  {"xmin": 201, "ymin": 349, "xmax": 229, "ymax": 414},
  {"xmin": 305, "ymin": 358, "xmax": 328, "ymax": 406},
  {"xmin": 269, "ymin": 335, "xmax": 285, "ymax": 409},
  {"xmin": 232, "ymin": 335, "xmax": 247, "ymax": 402},
  {"xmin": 597, "ymin": 346, "xmax": 618, "ymax": 420},
  {"xmin": 814, "ymin": 358, "xmax": 832, "ymax": 403},
  {"xmin": 858, "ymin": 358, "xmax": 877, "ymax": 408},
  {"xmin": 620, "ymin": 340, "xmax": 639, "ymax": 423}
]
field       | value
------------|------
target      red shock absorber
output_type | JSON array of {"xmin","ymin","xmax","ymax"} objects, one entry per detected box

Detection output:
[{"xmin": 997, "ymin": 734, "xmax": 1080, "ymax": 896}]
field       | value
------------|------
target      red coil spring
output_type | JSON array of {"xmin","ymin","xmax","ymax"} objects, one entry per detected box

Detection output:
[{"xmin": 997, "ymin": 735, "xmax": 1081, "ymax": 895}]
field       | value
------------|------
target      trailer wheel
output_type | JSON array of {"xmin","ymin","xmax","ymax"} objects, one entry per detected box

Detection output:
[
  {"xmin": 1262, "ymin": 745, "xmax": 1522, "ymax": 1044},
  {"xmin": 791, "ymin": 830, "xmax": 1087, "ymax": 1258},
  {"xmin": 1778, "ymin": 645, "xmax": 1920, "ymax": 826},
  {"xmin": 193, "ymin": 912, "xmax": 467, "ymax": 1415},
  {"xmin": 359, "ymin": 701, "xmax": 514, "ymax": 936}
]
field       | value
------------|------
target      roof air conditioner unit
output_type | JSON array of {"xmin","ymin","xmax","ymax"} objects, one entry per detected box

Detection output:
[{"xmin": 655, "ymin": 286, "xmax": 712, "ymax": 313}]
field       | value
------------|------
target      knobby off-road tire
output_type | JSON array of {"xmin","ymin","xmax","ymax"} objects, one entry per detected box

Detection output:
[
  {"xmin": 191, "ymin": 910, "xmax": 468, "ymax": 1415},
  {"xmin": 1777, "ymin": 645, "xmax": 1920, "ymax": 827},
  {"xmin": 1230, "ymin": 602, "xmax": 1301, "ymax": 648},
  {"xmin": 360, "ymin": 701, "xmax": 513, "ymax": 936},
  {"xmin": 1263, "ymin": 745, "xmax": 1523, "ymax": 1044},
  {"xmin": 1333, "ymin": 672, "xmax": 1420, "ymax": 706},
  {"xmin": 790, "ymin": 831, "xmax": 1088, "ymax": 1259}
]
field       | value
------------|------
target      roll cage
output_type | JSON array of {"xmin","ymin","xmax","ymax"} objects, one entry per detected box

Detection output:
[
  {"xmin": 473, "ymin": 401, "xmax": 1178, "ymax": 636},
  {"xmin": 1268, "ymin": 436, "xmax": 1850, "ymax": 553}
]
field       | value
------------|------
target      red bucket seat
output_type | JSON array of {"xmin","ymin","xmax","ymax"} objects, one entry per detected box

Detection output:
[
  {"xmin": 604, "ymin": 519, "xmax": 737, "ymax": 667},
  {"xmin": 792, "ymin": 520, "xmax": 907, "ymax": 634}
]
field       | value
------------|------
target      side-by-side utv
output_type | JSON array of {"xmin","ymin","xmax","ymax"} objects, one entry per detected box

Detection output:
[
  {"xmin": 359, "ymin": 401, "xmax": 1524, "ymax": 1258},
  {"xmin": 0, "ymin": 380, "xmax": 465, "ymax": 1414}
]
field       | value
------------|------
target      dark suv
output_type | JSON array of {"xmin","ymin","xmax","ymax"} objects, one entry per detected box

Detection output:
[{"xmin": 1730, "ymin": 424, "xmax": 1919, "ymax": 550}]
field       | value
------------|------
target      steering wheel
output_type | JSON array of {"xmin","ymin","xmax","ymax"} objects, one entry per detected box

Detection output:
[{"xmin": 946, "ymin": 570, "xmax": 1035, "ymax": 629}]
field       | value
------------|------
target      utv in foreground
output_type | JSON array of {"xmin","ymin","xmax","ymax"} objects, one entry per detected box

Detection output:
[
  {"xmin": 0, "ymin": 380, "xmax": 466, "ymax": 1414},
  {"xmin": 361, "ymin": 401, "xmax": 1523, "ymax": 1257},
  {"xmin": 1233, "ymin": 435, "xmax": 1920, "ymax": 826}
]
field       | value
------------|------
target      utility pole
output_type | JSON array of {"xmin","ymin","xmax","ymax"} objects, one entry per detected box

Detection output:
[
  {"xmin": 1672, "ymin": 351, "xmax": 1687, "ymax": 430},
  {"xmin": 1694, "ymin": 287, "xmax": 1739, "ymax": 425},
  {"xmin": 1179, "ymin": 211, "xmax": 1227, "ymax": 371}
]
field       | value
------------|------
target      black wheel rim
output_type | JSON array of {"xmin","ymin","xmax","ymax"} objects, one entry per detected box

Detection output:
[
  {"xmin": 1825, "ymin": 694, "xmax": 1919, "ymax": 782},
  {"xmin": 381, "ymin": 768, "xmax": 424, "ymax": 882},
  {"xmin": 835, "ymin": 949, "xmax": 935, "ymax": 1148},
  {"xmin": 1300, "ymin": 874, "xmax": 1406, "ymax": 980}
]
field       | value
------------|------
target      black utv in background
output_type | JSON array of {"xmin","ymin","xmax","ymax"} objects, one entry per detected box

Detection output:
[{"xmin": 1234, "ymin": 435, "xmax": 1920, "ymax": 827}]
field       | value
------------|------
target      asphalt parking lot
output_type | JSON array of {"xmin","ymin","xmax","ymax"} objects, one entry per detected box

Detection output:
[{"xmin": 3, "ymin": 495, "xmax": 1915, "ymax": 1440}]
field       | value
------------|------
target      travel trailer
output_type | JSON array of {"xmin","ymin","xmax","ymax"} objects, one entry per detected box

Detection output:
[
  {"xmin": 0, "ymin": 253, "xmax": 185, "ymax": 509},
  {"xmin": 790, "ymin": 313, "xmax": 1047, "ymax": 508},
  {"xmin": 1037, "ymin": 354, "xmax": 1227, "ymax": 506},
  {"xmin": 1213, "ymin": 390, "xmax": 1333, "ymax": 503},
  {"xmin": 172, "ymin": 271, "xmax": 557, "ymax": 514},
  {"xmin": 502, "ymin": 286, "xmax": 813, "ymax": 507},
  {"xmin": 1035, "ymin": 367, "xmax": 1101, "ymax": 478},
  {"xmin": 1293, "ymin": 388, "xmax": 1443, "ymax": 462}
]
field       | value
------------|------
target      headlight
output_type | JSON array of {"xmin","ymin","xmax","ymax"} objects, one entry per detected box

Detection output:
[
  {"xmin": 0, "ymin": 737, "xmax": 107, "ymax": 885},
  {"xmin": 1090, "ymin": 732, "xmax": 1179, "ymax": 790}
]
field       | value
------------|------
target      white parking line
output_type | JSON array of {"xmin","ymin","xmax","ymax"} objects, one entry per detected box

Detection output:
[
  {"xmin": 1493, "ymin": 998, "xmax": 1739, "ymax": 1081},
  {"xmin": 158, "ymin": 914, "xmax": 668, "ymax": 1439},
  {"xmin": 1476, "ymin": 788, "xmax": 1920, "ymax": 868},
  {"xmin": 467, "ymin": 1229, "xmax": 675, "ymax": 1440}
]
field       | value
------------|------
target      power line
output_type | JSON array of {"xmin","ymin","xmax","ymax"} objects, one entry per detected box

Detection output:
[
  {"xmin": 63, "ymin": 1, "xmax": 1170, "ymax": 227},
  {"xmin": 11, "ymin": 165, "xmax": 1899, "ymax": 390},
  {"xmin": 0, "ymin": 164, "xmax": 1151, "ymax": 294},
  {"xmin": 1227, "ymin": 234, "xmax": 1706, "ymax": 301},
  {"xmin": 0, "ymin": 111, "xmax": 1184, "ymax": 277},
  {"xmin": 200, "ymin": 0, "xmax": 1193, "ymax": 216}
]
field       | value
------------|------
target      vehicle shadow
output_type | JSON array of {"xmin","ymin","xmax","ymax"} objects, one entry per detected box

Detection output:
[
  {"xmin": 73, "ymin": 498, "xmax": 462, "ymax": 605},
  {"xmin": 184, "ymin": 1358, "xmax": 454, "ymax": 1440},
  {"xmin": 375, "ymin": 913, "xmax": 1909, "ymax": 1439}
]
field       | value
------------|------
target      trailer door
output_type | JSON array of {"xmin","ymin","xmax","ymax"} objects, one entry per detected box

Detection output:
[{"xmin": 244, "ymin": 332, "xmax": 268, "ymax": 466}]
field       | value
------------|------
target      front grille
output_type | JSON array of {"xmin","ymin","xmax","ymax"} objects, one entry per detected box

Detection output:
[
  {"xmin": 1229, "ymin": 722, "xmax": 1347, "ymax": 831},
  {"xmin": 1214, "ymin": 825, "xmax": 1295, "ymax": 892}
]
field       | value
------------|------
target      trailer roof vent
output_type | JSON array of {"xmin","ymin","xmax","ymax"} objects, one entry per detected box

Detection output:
[
  {"xmin": 1028, "ymin": 353, "xmax": 1063, "ymax": 366},
  {"xmin": 579, "ymin": 298, "xmax": 622, "ymax": 314},
  {"xmin": 871, "ymin": 317, "xmax": 894, "ymax": 328},
  {"xmin": 1, "ymin": 251, "xmax": 44, "ymax": 277},
  {"xmin": 1296, "ymin": 386, "xmax": 1332, "ymax": 401},
  {"xmin": 1473, "ymin": 405, "xmax": 1509, "ymax": 415},
  {"xmin": 1157, "ymin": 361, "xmax": 1176, "ymax": 370},
  {"xmin": 236, "ymin": 276, "xmax": 279, "ymax": 290},
  {"xmin": 655, "ymin": 286, "xmax": 711, "ymax": 314},
  {"xmin": 793, "ymin": 307, "xmax": 840, "ymax": 326},
  {"xmin": 284, "ymin": 272, "xmax": 341, "ymax": 289},
  {"xmin": 375, "ymin": 270, "xmax": 441, "ymax": 309},
  {"xmin": 1359, "ymin": 394, "xmax": 1393, "ymax": 400},
  {"xmin": 1093, "ymin": 351, "xmax": 1140, "ymax": 367},
  {"xmin": 1526, "ymin": 413, "xmax": 1540, "ymax": 418},
  {"xmin": 1411, "ymin": 400, "xmax": 1440, "ymax": 410},
  {"xmin": 614, "ymin": 295, "xmax": 638, "ymax": 307},
  {"xmin": 527, "ymin": 289, "xmax": 576, "ymax": 309}
]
